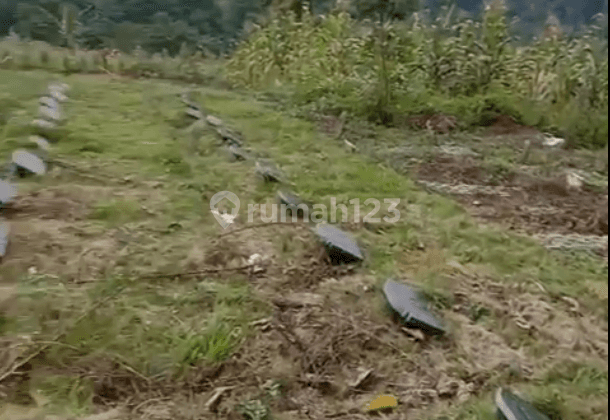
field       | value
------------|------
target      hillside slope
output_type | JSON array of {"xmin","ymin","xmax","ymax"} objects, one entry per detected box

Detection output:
[{"xmin": 0, "ymin": 69, "xmax": 607, "ymax": 420}]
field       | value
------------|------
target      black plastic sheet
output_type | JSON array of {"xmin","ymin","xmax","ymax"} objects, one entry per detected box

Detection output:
[
  {"xmin": 315, "ymin": 224, "xmax": 364, "ymax": 265},
  {"xmin": 255, "ymin": 160, "xmax": 284, "ymax": 183},
  {"xmin": 383, "ymin": 280, "xmax": 445, "ymax": 336},
  {"xmin": 227, "ymin": 145, "xmax": 249, "ymax": 162},
  {"xmin": 12, "ymin": 150, "xmax": 47, "ymax": 176}
]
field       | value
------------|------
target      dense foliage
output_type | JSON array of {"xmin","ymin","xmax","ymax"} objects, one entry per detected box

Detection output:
[
  {"xmin": 0, "ymin": 0, "xmax": 607, "ymax": 55},
  {"xmin": 227, "ymin": 1, "xmax": 608, "ymax": 148},
  {"xmin": 0, "ymin": 0, "xmax": 607, "ymax": 148}
]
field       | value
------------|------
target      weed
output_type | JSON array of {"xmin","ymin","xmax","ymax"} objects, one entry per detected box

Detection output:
[
  {"xmin": 176, "ymin": 322, "xmax": 236, "ymax": 366},
  {"xmin": 237, "ymin": 399, "xmax": 272, "ymax": 420},
  {"xmin": 35, "ymin": 375, "xmax": 94, "ymax": 415}
]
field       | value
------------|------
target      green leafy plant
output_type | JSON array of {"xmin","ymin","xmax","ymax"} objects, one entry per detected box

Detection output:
[{"xmin": 226, "ymin": 3, "xmax": 608, "ymax": 147}]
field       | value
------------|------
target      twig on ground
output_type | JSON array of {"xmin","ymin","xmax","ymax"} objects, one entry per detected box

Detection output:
[
  {"xmin": 136, "ymin": 265, "xmax": 254, "ymax": 280},
  {"xmin": 71, "ymin": 264, "xmax": 256, "ymax": 285},
  {"xmin": 105, "ymin": 352, "xmax": 151, "ymax": 383},
  {"xmin": 219, "ymin": 221, "xmax": 309, "ymax": 238},
  {"xmin": 50, "ymin": 159, "xmax": 131, "ymax": 184},
  {"xmin": 132, "ymin": 397, "xmax": 172, "ymax": 414},
  {"xmin": 0, "ymin": 287, "xmax": 127, "ymax": 384}
]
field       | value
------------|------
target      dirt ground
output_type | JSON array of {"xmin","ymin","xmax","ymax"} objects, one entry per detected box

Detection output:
[
  {"xmin": 4, "ymin": 169, "xmax": 606, "ymax": 420},
  {"xmin": 398, "ymin": 113, "xmax": 609, "ymax": 263},
  {"xmin": 416, "ymin": 154, "xmax": 609, "ymax": 238},
  {"xmin": 65, "ymin": 266, "xmax": 609, "ymax": 420}
]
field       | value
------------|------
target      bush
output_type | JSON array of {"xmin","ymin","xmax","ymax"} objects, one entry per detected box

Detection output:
[
  {"xmin": 558, "ymin": 103, "xmax": 609, "ymax": 149},
  {"xmin": 226, "ymin": 5, "xmax": 608, "ymax": 148}
]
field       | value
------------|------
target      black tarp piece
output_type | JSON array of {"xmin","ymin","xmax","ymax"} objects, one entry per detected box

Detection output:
[
  {"xmin": 0, "ymin": 180, "xmax": 17, "ymax": 208},
  {"xmin": 495, "ymin": 389, "xmax": 551, "ymax": 420},
  {"xmin": 226, "ymin": 145, "xmax": 249, "ymax": 162},
  {"xmin": 216, "ymin": 127, "xmax": 243, "ymax": 147},
  {"xmin": 277, "ymin": 190, "xmax": 308, "ymax": 218},
  {"xmin": 0, "ymin": 220, "xmax": 9, "ymax": 260},
  {"xmin": 186, "ymin": 107, "xmax": 204, "ymax": 120},
  {"xmin": 12, "ymin": 150, "xmax": 47, "ymax": 177},
  {"xmin": 383, "ymin": 280, "xmax": 445, "ymax": 336},
  {"xmin": 255, "ymin": 160, "xmax": 284, "ymax": 183},
  {"xmin": 314, "ymin": 224, "xmax": 364, "ymax": 265}
]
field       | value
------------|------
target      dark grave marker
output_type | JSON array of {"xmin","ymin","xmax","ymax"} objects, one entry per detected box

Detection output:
[
  {"xmin": 227, "ymin": 145, "xmax": 250, "ymax": 162},
  {"xmin": 383, "ymin": 280, "xmax": 445, "ymax": 336},
  {"xmin": 12, "ymin": 150, "xmax": 46, "ymax": 177},
  {"xmin": 314, "ymin": 224, "xmax": 364, "ymax": 265},
  {"xmin": 255, "ymin": 160, "xmax": 284, "ymax": 183},
  {"xmin": 277, "ymin": 190, "xmax": 309, "ymax": 219}
]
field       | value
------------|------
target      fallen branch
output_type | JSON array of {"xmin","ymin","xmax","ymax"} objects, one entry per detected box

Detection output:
[
  {"xmin": 219, "ymin": 221, "xmax": 309, "ymax": 238},
  {"xmin": 50, "ymin": 159, "xmax": 129, "ymax": 184},
  {"xmin": 133, "ymin": 397, "xmax": 172, "ymax": 414},
  {"xmin": 70, "ymin": 263, "xmax": 260, "ymax": 285},
  {"xmin": 136, "ymin": 265, "xmax": 255, "ymax": 280}
]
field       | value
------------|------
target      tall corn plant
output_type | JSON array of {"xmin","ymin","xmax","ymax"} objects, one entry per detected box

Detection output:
[
  {"xmin": 226, "ymin": 0, "xmax": 607, "ymax": 142},
  {"xmin": 508, "ymin": 34, "xmax": 608, "ymax": 108},
  {"xmin": 407, "ymin": 1, "xmax": 511, "ymax": 96},
  {"xmin": 481, "ymin": 0, "xmax": 510, "ymax": 83},
  {"xmin": 226, "ymin": 8, "xmax": 359, "ymax": 93}
]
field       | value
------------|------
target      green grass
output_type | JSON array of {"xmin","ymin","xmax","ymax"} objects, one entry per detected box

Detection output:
[
  {"xmin": 35, "ymin": 375, "xmax": 94, "ymax": 416},
  {"xmin": 0, "ymin": 68, "xmax": 607, "ymax": 419},
  {"xmin": 89, "ymin": 199, "xmax": 143, "ymax": 225}
]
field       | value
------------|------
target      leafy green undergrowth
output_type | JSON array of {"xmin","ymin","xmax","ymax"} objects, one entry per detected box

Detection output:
[{"xmin": 226, "ymin": 6, "xmax": 608, "ymax": 149}]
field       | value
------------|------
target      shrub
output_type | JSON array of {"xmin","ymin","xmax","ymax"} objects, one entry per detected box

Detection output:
[{"xmin": 226, "ymin": 3, "xmax": 608, "ymax": 148}]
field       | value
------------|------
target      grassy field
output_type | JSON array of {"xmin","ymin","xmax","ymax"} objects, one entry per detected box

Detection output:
[{"xmin": 0, "ymin": 68, "xmax": 607, "ymax": 419}]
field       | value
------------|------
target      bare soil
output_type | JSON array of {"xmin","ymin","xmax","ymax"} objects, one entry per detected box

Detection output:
[
  {"xmin": 402, "ymin": 114, "xmax": 458, "ymax": 134},
  {"xmin": 64, "ymin": 269, "xmax": 608, "ymax": 420},
  {"xmin": 416, "ymin": 155, "xmax": 609, "ymax": 238}
]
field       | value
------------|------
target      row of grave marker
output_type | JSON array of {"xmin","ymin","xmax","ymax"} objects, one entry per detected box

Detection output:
[
  {"xmin": 182, "ymin": 94, "xmax": 550, "ymax": 419},
  {"xmin": 0, "ymin": 82, "xmax": 70, "ymax": 261}
]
